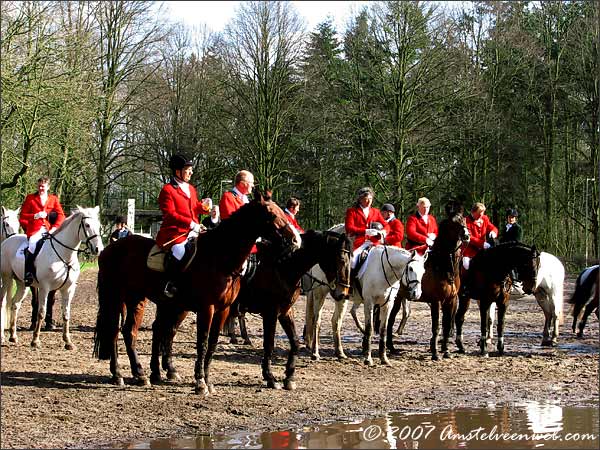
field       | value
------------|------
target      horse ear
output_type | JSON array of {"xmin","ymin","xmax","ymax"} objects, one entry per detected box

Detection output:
[
  {"xmin": 93, "ymin": 206, "xmax": 100, "ymax": 215},
  {"xmin": 252, "ymin": 186, "xmax": 263, "ymax": 202},
  {"xmin": 16, "ymin": 207, "xmax": 21, "ymax": 214},
  {"xmin": 1, "ymin": 206, "xmax": 5, "ymax": 214}
]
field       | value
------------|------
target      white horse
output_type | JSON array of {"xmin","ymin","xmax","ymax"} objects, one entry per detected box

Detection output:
[
  {"xmin": 0, "ymin": 206, "xmax": 103, "ymax": 349},
  {"xmin": 486, "ymin": 251, "xmax": 564, "ymax": 347},
  {"xmin": 305, "ymin": 244, "xmax": 423, "ymax": 366},
  {"xmin": 1, "ymin": 206, "xmax": 21, "ymax": 333},
  {"xmin": 1, "ymin": 206, "xmax": 20, "ymax": 241}
]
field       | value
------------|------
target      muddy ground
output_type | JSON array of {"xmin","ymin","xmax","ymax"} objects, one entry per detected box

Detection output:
[{"xmin": 0, "ymin": 268, "xmax": 598, "ymax": 448}]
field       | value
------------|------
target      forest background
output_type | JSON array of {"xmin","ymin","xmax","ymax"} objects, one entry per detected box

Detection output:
[{"xmin": 1, "ymin": 0, "xmax": 598, "ymax": 268}]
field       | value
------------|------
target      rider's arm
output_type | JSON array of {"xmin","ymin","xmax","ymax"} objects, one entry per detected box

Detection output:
[
  {"xmin": 19, "ymin": 195, "xmax": 35, "ymax": 231},
  {"xmin": 344, "ymin": 208, "xmax": 364, "ymax": 237},
  {"xmin": 406, "ymin": 215, "xmax": 426, "ymax": 244},
  {"xmin": 159, "ymin": 186, "xmax": 195, "ymax": 229},
  {"xmin": 49, "ymin": 195, "xmax": 65, "ymax": 230},
  {"xmin": 219, "ymin": 191, "xmax": 238, "ymax": 220}
]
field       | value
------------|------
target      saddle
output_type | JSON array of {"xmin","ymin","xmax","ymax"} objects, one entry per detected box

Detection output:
[{"xmin": 146, "ymin": 238, "xmax": 197, "ymax": 272}]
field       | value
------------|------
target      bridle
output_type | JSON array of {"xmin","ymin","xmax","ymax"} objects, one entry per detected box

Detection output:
[
  {"xmin": 45, "ymin": 215, "xmax": 99, "ymax": 290},
  {"xmin": 302, "ymin": 232, "xmax": 351, "ymax": 294},
  {"xmin": 2, "ymin": 218, "xmax": 16, "ymax": 239}
]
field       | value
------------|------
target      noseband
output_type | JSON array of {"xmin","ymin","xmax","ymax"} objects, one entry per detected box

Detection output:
[{"xmin": 1, "ymin": 217, "xmax": 16, "ymax": 239}]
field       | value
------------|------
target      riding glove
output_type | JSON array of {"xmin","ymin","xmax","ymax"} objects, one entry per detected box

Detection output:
[
  {"xmin": 34, "ymin": 211, "xmax": 48, "ymax": 219},
  {"xmin": 483, "ymin": 242, "xmax": 491, "ymax": 249}
]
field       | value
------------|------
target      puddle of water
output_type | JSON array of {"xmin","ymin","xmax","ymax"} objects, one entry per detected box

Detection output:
[{"xmin": 109, "ymin": 401, "xmax": 599, "ymax": 449}]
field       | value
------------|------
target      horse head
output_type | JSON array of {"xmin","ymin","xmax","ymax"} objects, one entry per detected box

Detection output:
[
  {"xmin": 1, "ymin": 206, "xmax": 20, "ymax": 240},
  {"xmin": 320, "ymin": 231, "xmax": 351, "ymax": 300},
  {"xmin": 515, "ymin": 244, "xmax": 540, "ymax": 294},
  {"xmin": 73, "ymin": 205, "xmax": 104, "ymax": 256},
  {"xmin": 404, "ymin": 250, "xmax": 426, "ymax": 300},
  {"xmin": 253, "ymin": 187, "xmax": 301, "ymax": 250}
]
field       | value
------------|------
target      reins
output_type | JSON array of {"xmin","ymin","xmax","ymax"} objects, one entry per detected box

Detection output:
[{"xmin": 45, "ymin": 215, "xmax": 98, "ymax": 290}]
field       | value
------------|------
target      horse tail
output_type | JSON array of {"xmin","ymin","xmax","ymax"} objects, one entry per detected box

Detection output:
[{"xmin": 93, "ymin": 261, "xmax": 121, "ymax": 360}]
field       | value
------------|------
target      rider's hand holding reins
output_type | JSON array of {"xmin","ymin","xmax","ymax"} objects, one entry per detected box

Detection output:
[{"xmin": 34, "ymin": 211, "xmax": 48, "ymax": 219}]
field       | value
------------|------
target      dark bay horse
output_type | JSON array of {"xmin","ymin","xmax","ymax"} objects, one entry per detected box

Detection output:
[
  {"xmin": 420, "ymin": 210, "xmax": 470, "ymax": 360},
  {"xmin": 571, "ymin": 265, "xmax": 599, "ymax": 338},
  {"xmin": 93, "ymin": 190, "xmax": 300, "ymax": 395},
  {"xmin": 455, "ymin": 242, "xmax": 540, "ymax": 356},
  {"xmin": 241, "ymin": 230, "xmax": 351, "ymax": 389}
]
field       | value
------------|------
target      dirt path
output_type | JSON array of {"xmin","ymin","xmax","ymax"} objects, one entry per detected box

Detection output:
[{"xmin": 1, "ymin": 268, "xmax": 598, "ymax": 448}]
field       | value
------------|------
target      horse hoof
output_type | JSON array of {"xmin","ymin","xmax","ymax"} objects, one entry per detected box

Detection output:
[
  {"xmin": 364, "ymin": 359, "xmax": 374, "ymax": 367},
  {"xmin": 576, "ymin": 332, "xmax": 583, "ymax": 339},
  {"xmin": 284, "ymin": 380, "xmax": 296, "ymax": 391},
  {"xmin": 167, "ymin": 371, "xmax": 181, "ymax": 382},
  {"xmin": 150, "ymin": 373, "xmax": 162, "ymax": 385},
  {"xmin": 541, "ymin": 340, "xmax": 552, "ymax": 347},
  {"xmin": 111, "ymin": 377, "xmax": 125, "ymax": 387},
  {"xmin": 480, "ymin": 353, "xmax": 489, "ymax": 358},
  {"xmin": 431, "ymin": 354, "xmax": 440, "ymax": 361},
  {"xmin": 335, "ymin": 353, "xmax": 347, "ymax": 360},
  {"xmin": 243, "ymin": 340, "xmax": 253, "ymax": 347},
  {"xmin": 134, "ymin": 376, "xmax": 150, "ymax": 387},
  {"xmin": 381, "ymin": 359, "xmax": 392, "ymax": 367},
  {"xmin": 551, "ymin": 340, "xmax": 558, "ymax": 347},
  {"xmin": 31, "ymin": 340, "xmax": 41, "ymax": 349},
  {"xmin": 64, "ymin": 343, "xmax": 75, "ymax": 350},
  {"xmin": 229, "ymin": 337, "xmax": 239, "ymax": 345},
  {"xmin": 267, "ymin": 380, "xmax": 283, "ymax": 390},
  {"xmin": 194, "ymin": 382, "xmax": 210, "ymax": 396},
  {"xmin": 311, "ymin": 354, "xmax": 320, "ymax": 361},
  {"xmin": 8, "ymin": 336, "xmax": 17, "ymax": 343},
  {"xmin": 456, "ymin": 348, "xmax": 465, "ymax": 354},
  {"xmin": 443, "ymin": 352, "xmax": 451, "ymax": 359}
]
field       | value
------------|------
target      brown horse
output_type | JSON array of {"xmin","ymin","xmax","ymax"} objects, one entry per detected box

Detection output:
[
  {"xmin": 150, "ymin": 229, "xmax": 351, "ymax": 390},
  {"xmin": 420, "ymin": 209, "xmax": 470, "ymax": 360},
  {"xmin": 93, "ymin": 189, "xmax": 300, "ymax": 395},
  {"xmin": 455, "ymin": 242, "xmax": 540, "ymax": 356}
]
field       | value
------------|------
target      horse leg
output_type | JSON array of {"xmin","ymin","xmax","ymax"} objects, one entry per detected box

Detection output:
[
  {"xmin": 362, "ymin": 302, "xmax": 374, "ymax": 366},
  {"xmin": 478, "ymin": 301, "xmax": 490, "ymax": 357},
  {"xmin": 455, "ymin": 295, "xmax": 470, "ymax": 354},
  {"xmin": 397, "ymin": 296, "xmax": 411, "ymax": 336},
  {"xmin": 577, "ymin": 301, "xmax": 597, "ymax": 338},
  {"xmin": 31, "ymin": 286, "xmax": 51, "ymax": 348},
  {"xmin": 122, "ymin": 298, "xmax": 149, "ymax": 386},
  {"xmin": 194, "ymin": 305, "xmax": 214, "ymax": 396},
  {"xmin": 58, "ymin": 284, "xmax": 78, "ymax": 350},
  {"xmin": 304, "ymin": 289, "xmax": 316, "ymax": 354},
  {"xmin": 377, "ymin": 302, "xmax": 392, "ymax": 366},
  {"xmin": 29, "ymin": 287, "xmax": 38, "ymax": 330},
  {"xmin": 441, "ymin": 299, "xmax": 457, "ymax": 359},
  {"xmin": 486, "ymin": 302, "xmax": 496, "ymax": 345},
  {"xmin": 332, "ymin": 298, "xmax": 348, "ymax": 359},
  {"xmin": 0, "ymin": 275, "xmax": 11, "ymax": 345},
  {"xmin": 351, "ymin": 300, "xmax": 365, "ymax": 335},
  {"xmin": 261, "ymin": 308, "xmax": 281, "ymax": 389},
  {"xmin": 203, "ymin": 307, "xmax": 229, "ymax": 394},
  {"xmin": 150, "ymin": 306, "xmax": 186, "ymax": 384},
  {"xmin": 306, "ymin": 290, "xmax": 321, "ymax": 359},
  {"xmin": 7, "ymin": 282, "xmax": 27, "ymax": 344},
  {"xmin": 430, "ymin": 301, "xmax": 440, "ymax": 361},
  {"xmin": 496, "ymin": 300, "xmax": 508, "ymax": 356},
  {"xmin": 386, "ymin": 292, "xmax": 401, "ymax": 354},
  {"xmin": 278, "ymin": 310, "xmax": 300, "ymax": 390},
  {"xmin": 238, "ymin": 312, "xmax": 252, "ymax": 346}
]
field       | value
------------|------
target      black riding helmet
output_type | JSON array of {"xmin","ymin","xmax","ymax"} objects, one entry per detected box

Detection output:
[{"xmin": 169, "ymin": 154, "xmax": 193, "ymax": 172}]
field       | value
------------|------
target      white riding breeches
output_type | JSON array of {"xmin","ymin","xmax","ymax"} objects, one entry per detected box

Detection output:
[
  {"xmin": 462, "ymin": 256, "xmax": 471, "ymax": 270},
  {"xmin": 171, "ymin": 241, "xmax": 186, "ymax": 260},
  {"xmin": 28, "ymin": 227, "xmax": 48, "ymax": 254},
  {"xmin": 351, "ymin": 241, "xmax": 373, "ymax": 269}
]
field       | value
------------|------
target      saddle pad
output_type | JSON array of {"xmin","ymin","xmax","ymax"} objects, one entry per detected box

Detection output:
[
  {"xmin": 15, "ymin": 240, "xmax": 27, "ymax": 263},
  {"xmin": 147, "ymin": 244, "xmax": 166, "ymax": 272}
]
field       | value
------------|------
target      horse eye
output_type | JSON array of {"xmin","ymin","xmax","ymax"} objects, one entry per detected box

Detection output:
[{"xmin": 85, "ymin": 223, "xmax": 90, "ymax": 228}]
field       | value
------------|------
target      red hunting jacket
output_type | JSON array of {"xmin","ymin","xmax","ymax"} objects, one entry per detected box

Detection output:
[
  {"xmin": 155, "ymin": 180, "xmax": 210, "ymax": 249},
  {"xmin": 385, "ymin": 217, "xmax": 404, "ymax": 248},
  {"xmin": 345, "ymin": 206, "xmax": 390, "ymax": 250},
  {"xmin": 19, "ymin": 193, "xmax": 65, "ymax": 237},
  {"xmin": 284, "ymin": 211, "xmax": 304, "ymax": 234},
  {"xmin": 464, "ymin": 214, "xmax": 499, "ymax": 258},
  {"xmin": 405, "ymin": 213, "xmax": 438, "ymax": 255},
  {"xmin": 219, "ymin": 190, "xmax": 257, "ymax": 253}
]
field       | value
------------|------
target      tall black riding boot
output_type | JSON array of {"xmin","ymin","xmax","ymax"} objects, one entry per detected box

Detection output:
[
  {"xmin": 163, "ymin": 253, "xmax": 182, "ymax": 299},
  {"xmin": 23, "ymin": 249, "xmax": 35, "ymax": 287}
]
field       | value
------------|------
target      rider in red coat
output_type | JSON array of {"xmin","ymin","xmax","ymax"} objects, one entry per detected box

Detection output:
[
  {"xmin": 19, "ymin": 176, "xmax": 66, "ymax": 286},
  {"xmin": 284, "ymin": 197, "xmax": 305, "ymax": 234},
  {"xmin": 405, "ymin": 197, "xmax": 438, "ymax": 255},
  {"xmin": 345, "ymin": 187, "xmax": 390, "ymax": 270},
  {"xmin": 219, "ymin": 170, "xmax": 257, "ymax": 254},
  {"xmin": 157, "ymin": 154, "xmax": 211, "ymax": 298},
  {"xmin": 463, "ymin": 202, "xmax": 498, "ymax": 260},
  {"xmin": 381, "ymin": 203, "xmax": 404, "ymax": 247}
]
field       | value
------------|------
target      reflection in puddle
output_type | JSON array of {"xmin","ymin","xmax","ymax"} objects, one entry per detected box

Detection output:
[{"xmin": 110, "ymin": 401, "xmax": 599, "ymax": 449}]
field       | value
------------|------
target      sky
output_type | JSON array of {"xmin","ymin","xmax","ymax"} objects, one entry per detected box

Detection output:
[{"xmin": 162, "ymin": 1, "xmax": 465, "ymax": 35}]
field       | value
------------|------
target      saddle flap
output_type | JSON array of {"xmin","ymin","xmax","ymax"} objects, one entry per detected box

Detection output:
[{"xmin": 147, "ymin": 244, "xmax": 166, "ymax": 272}]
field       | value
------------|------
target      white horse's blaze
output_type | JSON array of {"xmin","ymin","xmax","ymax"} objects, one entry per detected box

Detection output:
[{"xmin": 0, "ymin": 206, "xmax": 103, "ymax": 348}]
